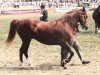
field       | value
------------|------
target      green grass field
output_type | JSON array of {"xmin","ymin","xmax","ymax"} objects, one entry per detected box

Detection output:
[{"xmin": 0, "ymin": 12, "xmax": 100, "ymax": 75}]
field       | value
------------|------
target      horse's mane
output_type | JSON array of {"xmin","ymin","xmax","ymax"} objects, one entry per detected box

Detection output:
[
  {"xmin": 46, "ymin": 7, "xmax": 87, "ymax": 28},
  {"xmin": 54, "ymin": 8, "xmax": 86, "ymax": 27},
  {"xmin": 62, "ymin": 8, "xmax": 86, "ymax": 18}
]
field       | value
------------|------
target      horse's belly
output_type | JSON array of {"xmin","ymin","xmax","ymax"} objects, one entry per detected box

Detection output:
[
  {"xmin": 32, "ymin": 27, "xmax": 71, "ymax": 45},
  {"xmin": 32, "ymin": 33, "xmax": 64, "ymax": 45},
  {"xmin": 33, "ymin": 37, "xmax": 60, "ymax": 45}
]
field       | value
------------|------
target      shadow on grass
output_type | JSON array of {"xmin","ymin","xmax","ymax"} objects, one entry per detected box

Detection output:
[
  {"xmin": 0, "ymin": 63, "xmax": 82, "ymax": 71},
  {"xmin": 0, "ymin": 66, "xmax": 34, "ymax": 71},
  {"xmin": 36, "ymin": 63, "xmax": 60, "ymax": 71},
  {"xmin": 70, "ymin": 63, "xmax": 81, "ymax": 66},
  {"xmin": 0, "ymin": 63, "xmax": 60, "ymax": 71},
  {"xmin": 79, "ymin": 31, "xmax": 94, "ymax": 35}
]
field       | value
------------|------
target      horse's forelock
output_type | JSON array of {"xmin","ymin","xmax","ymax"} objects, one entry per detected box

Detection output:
[
  {"xmin": 81, "ymin": 12, "xmax": 87, "ymax": 16},
  {"xmin": 83, "ymin": 7, "xmax": 86, "ymax": 12},
  {"xmin": 79, "ymin": 7, "xmax": 86, "ymax": 13}
]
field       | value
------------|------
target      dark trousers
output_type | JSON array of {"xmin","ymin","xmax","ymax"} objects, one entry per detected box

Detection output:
[{"xmin": 72, "ymin": 35, "xmax": 84, "ymax": 62}]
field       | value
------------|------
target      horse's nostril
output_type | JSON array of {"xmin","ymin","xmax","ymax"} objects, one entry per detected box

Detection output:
[{"xmin": 85, "ymin": 27, "xmax": 88, "ymax": 30}]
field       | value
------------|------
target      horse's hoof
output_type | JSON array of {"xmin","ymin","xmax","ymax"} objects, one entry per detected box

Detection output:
[
  {"xmin": 27, "ymin": 62, "xmax": 34, "ymax": 68},
  {"xmin": 63, "ymin": 66, "xmax": 67, "ymax": 69},
  {"xmin": 63, "ymin": 64, "xmax": 67, "ymax": 69},
  {"xmin": 29, "ymin": 64, "xmax": 33, "ymax": 68},
  {"xmin": 26, "ymin": 59, "xmax": 34, "ymax": 68},
  {"xmin": 82, "ymin": 60, "xmax": 91, "ymax": 65},
  {"xmin": 30, "ymin": 66, "xmax": 34, "ymax": 70},
  {"xmin": 19, "ymin": 63, "xmax": 24, "ymax": 69}
]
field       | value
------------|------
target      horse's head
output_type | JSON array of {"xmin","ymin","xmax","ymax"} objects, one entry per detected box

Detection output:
[
  {"xmin": 78, "ymin": 7, "xmax": 89, "ymax": 30},
  {"xmin": 59, "ymin": 7, "xmax": 89, "ymax": 30}
]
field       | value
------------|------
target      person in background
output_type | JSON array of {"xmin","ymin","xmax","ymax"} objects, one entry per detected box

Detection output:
[{"xmin": 40, "ymin": 4, "xmax": 48, "ymax": 22}]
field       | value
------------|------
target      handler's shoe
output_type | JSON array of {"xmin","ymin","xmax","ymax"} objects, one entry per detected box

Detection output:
[{"xmin": 82, "ymin": 60, "xmax": 90, "ymax": 64}]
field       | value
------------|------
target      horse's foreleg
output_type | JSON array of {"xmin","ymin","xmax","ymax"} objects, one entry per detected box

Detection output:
[
  {"xmin": 61, "ymin": 47, "xmax": 68, "ymax": 69},
  {"xmin": 61, "ymin": 42, "xmax": 74, "ymax": 69},
  {"xmin": 65, "ymin": 42, "xmax": 74, "ymax": 63},
  {"xmin": 61, "ymin": 47, "xmax": 65, "ymax": 67}
]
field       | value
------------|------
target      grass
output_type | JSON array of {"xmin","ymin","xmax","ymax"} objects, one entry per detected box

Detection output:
[{"xmin": 0, "ymin": 11, "xmax": 100, "ymax": 75}]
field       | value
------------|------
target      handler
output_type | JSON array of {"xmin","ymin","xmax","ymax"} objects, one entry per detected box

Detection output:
[{"xmin": 72, "ymin": 35, "xmax": 90, "ymax": 64}]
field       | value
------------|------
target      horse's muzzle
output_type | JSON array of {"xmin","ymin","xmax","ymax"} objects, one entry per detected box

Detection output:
[{"xmin": 82, "ymin": 25, "xmax": 88, "ymax": 30}]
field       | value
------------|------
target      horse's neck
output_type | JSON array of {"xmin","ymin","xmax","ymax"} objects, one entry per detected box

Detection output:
[
  {"xmin": 65, "ymin": 14, "xmax": 79, "ymax": 29},
  {"xmin": 72, "ymin": 13, "xmax": 79, "ymax": 26},
  {"xmin": 58, "ymin": 13, "xmax": 79, "ymax": 30}
]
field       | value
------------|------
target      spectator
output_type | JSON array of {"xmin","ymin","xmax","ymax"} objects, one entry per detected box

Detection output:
[{"xmin": 40, "ymin": 4, "xmax": 48, "ymax": 22}]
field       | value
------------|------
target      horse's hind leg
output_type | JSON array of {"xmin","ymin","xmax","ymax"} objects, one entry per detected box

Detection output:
[
  {"xmin": 61, "ymin": 47, "xmax": 69, "ymax": 67},
  {"xmin": 65, "ymin": 42, "xmax": 74, "ymax": 63},
  {"xmin": 19, "ymin": 42, "xmax": 25, "ymax": 68},
  {"xmin": 67, "ymin": 49, "xmax": 74, "ymax": 63},
  {"xmin": 19, "ymin": 39, "xmax": 33, "ymax": 68},
  {"xmin": 23, "ymin": 40, "xmax": 33, "ymax": 68}
]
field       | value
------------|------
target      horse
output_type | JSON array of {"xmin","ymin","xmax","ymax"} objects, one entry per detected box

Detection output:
[
  {"xmin": 58, "ymin": 7, "xmax": 89, "ymax": 66},
  {"xmin": 92, "ymin": 5, "xmax": 100, "ymax": 33},
  {"xmin": 6, "ymin": 7, "xmax": 88, "ymax": 69}
]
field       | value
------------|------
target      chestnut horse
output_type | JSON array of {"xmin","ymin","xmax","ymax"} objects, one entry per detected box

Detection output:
[
  {"xmin": 6, "ymin": 7, "xmax": 88, "ymax": 69},
  {"xmin": 58, "ymin": 7, "xmax": 88, "ymax": 66}
]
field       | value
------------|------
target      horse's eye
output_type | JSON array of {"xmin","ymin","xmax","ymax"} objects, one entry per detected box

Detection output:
[{"xmin": 86, "ymin": 16, "xmax": 88, "ymax": 18}]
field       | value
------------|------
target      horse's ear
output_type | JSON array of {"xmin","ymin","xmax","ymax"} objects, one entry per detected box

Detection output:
[{"xmin": 82, "ymin": 7, "xmax": 86, "ymax": 12}]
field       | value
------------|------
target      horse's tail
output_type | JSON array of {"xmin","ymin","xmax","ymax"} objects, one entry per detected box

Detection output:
[{"xmin": 6, "ymin": 20, "xmax": 19, "ymax": 46}]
